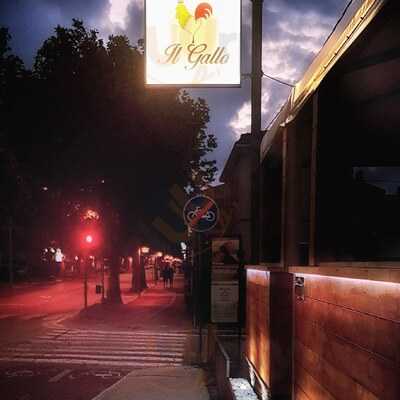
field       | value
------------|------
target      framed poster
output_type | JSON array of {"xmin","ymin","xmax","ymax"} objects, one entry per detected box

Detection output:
[
  {"xmin": 212, "ymin": 237, "xmax": 240, "ymax": 266},
  {"xmin": 145, "ymin": 0, "xmax": 242, "ymax": 87},
  {"xmin": 211, "ymin": 237, "xmax": 240, "ymax": 323},
  {"xmin": 211, "ymin": 281, "xmax": 239, "ymax": 323}
]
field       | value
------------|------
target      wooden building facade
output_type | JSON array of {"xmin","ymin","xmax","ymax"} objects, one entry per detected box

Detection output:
[{"xmin": 221, "ymin": 0, "xmax": 400, "ymax": 398}]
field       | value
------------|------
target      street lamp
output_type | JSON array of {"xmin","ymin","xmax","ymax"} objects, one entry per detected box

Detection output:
[
  {"xmin": 154, "ymin": 251, "xmax": 163, "ymax": 281},
  {"xmin": 140, "ymin": 246, "xmax": 150, "ymax": 255}
]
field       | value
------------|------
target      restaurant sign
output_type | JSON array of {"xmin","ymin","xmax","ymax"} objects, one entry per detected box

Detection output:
[{"xmin": 145, "ymin": 0, "xmax": 241, "ymax": 86}]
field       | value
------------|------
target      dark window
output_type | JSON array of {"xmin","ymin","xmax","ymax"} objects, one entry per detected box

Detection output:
[{"xmin": 260, "ymin": 132, "xmax": 283, "ymax": 263}]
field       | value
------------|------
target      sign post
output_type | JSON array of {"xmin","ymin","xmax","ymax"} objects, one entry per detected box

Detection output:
[
  {"xmin": 183, "ymin": 194, "xmax": 219, "ymax": 356},
  {"xmin": 8, "ymin": 217, "xmax": 14, "ymax": 287}
]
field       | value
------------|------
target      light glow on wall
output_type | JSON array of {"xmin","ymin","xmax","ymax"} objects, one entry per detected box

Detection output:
[
  {"xmin": 296, "ymin": 273, "xmax": 400, "ymax": 287},
  {"xmin": 145, "ymin": 0, "xmax": 241, "ymax": 86}
]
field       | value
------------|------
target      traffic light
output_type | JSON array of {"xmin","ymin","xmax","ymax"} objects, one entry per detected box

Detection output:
[
  {"xmin": 85, "ymin": 235, "xmax": 93, "ymax": 244},
  {"xmin": 80, "ymin": 232, "xmax": 98, "ymax": 250}
]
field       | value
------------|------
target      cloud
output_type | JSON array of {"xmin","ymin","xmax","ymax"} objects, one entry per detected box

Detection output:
[
  {"xmin": 269, "ymin": 0, "xmax": 349, "ymax": 15},
  {"xmin": 228, "ymin": 0, "xmax": 342, "ymax": 139},
  {"xmin": 122, "ymin": 1, "xmax": 144, "ymax": 45},
  {"xmin": 229, "ymin": 101, "xmax": 252, "ymax": 137},
  {"xmin": 0, "ymin": 0, "xmax": 351, "ymax": 178}
]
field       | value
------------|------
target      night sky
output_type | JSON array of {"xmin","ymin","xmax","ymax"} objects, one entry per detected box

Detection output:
[{"xmin": 0, "ymin": 0, "xmax": 349, "ymax": 179}]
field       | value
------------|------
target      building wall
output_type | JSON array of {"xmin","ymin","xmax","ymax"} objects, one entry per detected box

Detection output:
[{"xmin": 294, "ymin": 273, "xmax": 400, "ymax": 400}]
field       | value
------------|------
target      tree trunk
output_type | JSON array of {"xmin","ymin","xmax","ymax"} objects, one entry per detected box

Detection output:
[
  {"xmin": 106, "ymin": 253, "xmax": 122, "ymax": 304},
  {"xmin": 140, "ymin": 255, "xmax": 148, "ymax": 290},
  {"xmin": 131, "ymin": 250, "xmax": 142, "ymax": 293}
]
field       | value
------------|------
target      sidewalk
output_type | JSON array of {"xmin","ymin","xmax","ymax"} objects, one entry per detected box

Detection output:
[
  {"xmin": 76, "ymin": 277, "xmax": 211, "ymax": 400},
  {"xmin": 91, "ymin": 366, "xmax": 210, "ymax": 400},
  {"xmin": 62, "ymin": 276, "xmax": 192, "ymax": 332}
]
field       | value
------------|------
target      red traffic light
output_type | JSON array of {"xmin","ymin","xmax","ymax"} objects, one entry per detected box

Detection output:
[
  {"xmin": 80, "ymin": 232, "xmax": 98, "ymax": 249},
  {"xmin": 85, "ymin": 235, "xmax": 93, "ymax": 244}
]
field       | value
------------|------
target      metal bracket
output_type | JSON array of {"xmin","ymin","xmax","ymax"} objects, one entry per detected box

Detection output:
[{"xmin": 295, "ymin": 276, "xmax": 305, "ymax": 301}]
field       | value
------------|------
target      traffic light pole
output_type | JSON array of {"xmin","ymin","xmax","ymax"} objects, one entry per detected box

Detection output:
[
  {"xmin": 101, "ymin": 259, "xmax": 105, "ymax": 303},
  {"xmin": 84, "ymin": 254, "xmax": 88, "ymax": 309}
]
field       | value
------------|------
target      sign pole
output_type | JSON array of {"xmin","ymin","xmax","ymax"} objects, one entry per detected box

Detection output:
[
  {"xmin": 8, "ymin": 217, "xmax": 14, "ymax": 287},
  {"xmin": 183, "ymin": 194, "xmax": 219, "ymax": 360},
  {"xmin": 251, "ymin": 0, "xmax": 263, "ymax": 137},
  {"xmin": 198, "ymin": 232, "xmax": 203, "ymax": 357}
]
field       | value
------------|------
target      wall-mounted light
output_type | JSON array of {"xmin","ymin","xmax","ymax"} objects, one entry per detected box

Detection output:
[{"xmin": 295, "ymin": 276, "xmax": 305, "ymax": 301}]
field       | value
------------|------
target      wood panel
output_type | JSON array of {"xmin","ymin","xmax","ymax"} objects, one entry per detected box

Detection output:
[
  {"xmin": 246, "ymin": 270, "xmax": 270, "ymax": 386},
  {"xmin": 301, "ymin": 274, "xmax": 400, "ymax": 322},
  {"xmin": 246, "ymin": 270, "xmax": 294, "ymax": 398},
  {"xmin": 295, "ymin": 385, "xmax": 312, "ymax": 400},
  {"xmin": 296, "ymin": 312, "xmax": 399, "ymax": 399},
  {"xmin": 295, "ymin": 362, "xmax": 336, "ymax": 400},
  {"xmin": 270, "ymin": 272, "xmax": 294, "ymax": 397},
  {"xmin": 294, "ymin": 274, "xmax": 400, "ymax": 400},
  {"xmin": 296, "ymin": 297, "xmax": 400, "ymax": 364},
  {"xmin": 296, "ymin": 340, "xmax": 379, "ymax": 400},
  {"xmin": 290, "ymin": 266, "xmax": 400, "ymax": 285}
]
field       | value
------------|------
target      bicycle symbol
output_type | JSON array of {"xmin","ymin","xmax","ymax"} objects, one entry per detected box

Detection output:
[{"xmin": 187, "ymin": 207, "xmax": 216, "ymax": 222}]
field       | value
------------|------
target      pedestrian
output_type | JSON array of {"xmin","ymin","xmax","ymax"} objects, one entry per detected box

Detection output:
[
  {"xmin": 162, "ymin": 266, "xmax": 168, "ymax": 288},
  {"xmin": 168, "ymin": 265, "xmax": 174, "ymax": 288}
]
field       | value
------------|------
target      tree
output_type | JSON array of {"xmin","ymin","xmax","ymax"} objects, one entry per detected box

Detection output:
[{"xmin": 1, "ymin": 20, "xmax": 217, "ymax": 301}]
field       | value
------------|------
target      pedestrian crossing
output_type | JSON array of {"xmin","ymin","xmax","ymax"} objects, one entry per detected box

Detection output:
[
  {"xmin": 0, "ymin": 313, "xmax": 62, "ymax": 322},
  {"xmin": 0, "ymin": 328, "xmax": 188, "ymax": 368}
]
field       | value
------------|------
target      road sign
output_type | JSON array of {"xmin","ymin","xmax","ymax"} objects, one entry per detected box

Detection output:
[{"xmin": 183, "ymin": 195, "xmax": 219, "ymax": 232}]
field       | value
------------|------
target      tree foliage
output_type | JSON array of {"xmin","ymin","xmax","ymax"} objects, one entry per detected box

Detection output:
[
  {"xmin": 0, "ymin": 21, "xmax": 218, "ymax": 297},
  {"xmin": 1, "ymin": 20, "xmax": 217, "ymax": 244}
]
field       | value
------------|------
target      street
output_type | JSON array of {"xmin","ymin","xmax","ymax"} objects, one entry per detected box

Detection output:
[{"xmin": 0, "ymin": 274, "xmax": 192, "ymax": 400}]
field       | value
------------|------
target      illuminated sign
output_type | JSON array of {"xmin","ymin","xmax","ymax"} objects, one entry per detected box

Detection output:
[{"xmin": 145, "ymin": 0, "xmax": 241, "ymax": 87}]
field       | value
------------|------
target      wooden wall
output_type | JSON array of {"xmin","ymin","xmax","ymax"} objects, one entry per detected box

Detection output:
[
  {"xmin": 246, "ymin": 269, "xmax": 270, "ymax": 388},
  {"xmin": 294, "ymin": 274, "xmax": 400, "ymax": 400},
  {"xmin": 246, "ymin": 270, "xmax": 293, "ymax": 398}
]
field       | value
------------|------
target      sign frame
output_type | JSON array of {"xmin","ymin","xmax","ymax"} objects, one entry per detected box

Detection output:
[
  {"xmin": 210, "ymin": 236, "xmax": 241, "ymax": 324},
  {"xmin": 144, "ymin": 0, "xmax": 243, "ymax": 88},
  {"xmin": 183, "ymin": 194, "xmax": 219, "ymax": 233}
]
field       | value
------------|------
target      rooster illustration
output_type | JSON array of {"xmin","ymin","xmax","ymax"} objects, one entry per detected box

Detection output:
[{"xmin": 174, "ymin": 0, "xmax": 217, "ymax": 50}]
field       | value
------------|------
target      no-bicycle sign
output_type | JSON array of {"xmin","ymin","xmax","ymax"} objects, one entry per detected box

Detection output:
[{"xmin": 183, "ymin": 195, "xmax": 219, "ymax": 232}]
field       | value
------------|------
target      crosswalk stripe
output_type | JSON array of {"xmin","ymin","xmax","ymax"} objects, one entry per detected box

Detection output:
[
  {"xmin": 30, "ymin": 337, "xmax": 185, "ymax": 348},
  {"xmin": 0, "ymin": 357, "xmax": 182, "ymax": 368},
  {"xmin": 20, "ymin": 314, "xmax": 47, "ymax": 321},
  {"xmin": 39, "ymin": 332, "xmax": 186, "ymax": 340},
  {"xmin": 48, "ymin": 328, "xmax": 189, "ymax": 337},
  {"xmin": 0, "ymin": 328, "xmax": 187, "ymax": 369},
  {"xmin": 0, "ymin": 314, "xmax": 18, "ymax": 320},
  {"xmin": 54, "ymin": 333, "xmax": 187, "ymax": 341},
  {"xmin": 35, "ymin": 334, "xmax": 185, "ymax": 342},
  {"xmin": 2, "ymin": 352, "xmax": 183, "ymax": 362},
  {"xmin": 9, "ymin": 346, "xmax": 184, "ymax": 357},
  {"xmin": 26, "ymin": 342, "xmax": 185, "ymax": 353}
]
